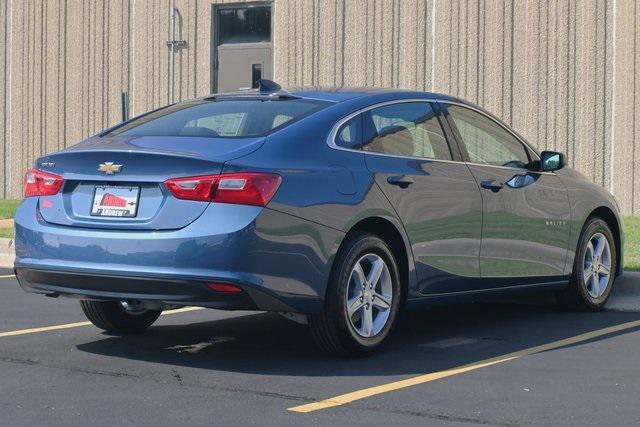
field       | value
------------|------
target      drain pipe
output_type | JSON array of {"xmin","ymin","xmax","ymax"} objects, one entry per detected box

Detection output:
[
  {"xmin": 166, "ymin": 1, "xmax": 186, "ymax": 103},
  {"xmin": 168, "ymin": 1, "xmax": 176, "ymax": 103}
]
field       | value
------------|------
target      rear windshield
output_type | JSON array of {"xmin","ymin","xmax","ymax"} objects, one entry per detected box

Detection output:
[{"xmin": 105, "ymin": 98, "xmax": 331, "ymax": 138}]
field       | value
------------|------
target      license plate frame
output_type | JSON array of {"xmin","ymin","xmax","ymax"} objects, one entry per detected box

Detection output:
[{"xmin": 90, "ymin": 185, "xmax": 140, "ymax": 218}]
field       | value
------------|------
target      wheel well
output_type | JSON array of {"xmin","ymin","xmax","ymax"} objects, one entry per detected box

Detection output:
[
  {"xmin": 589, "ymin": 206, "xmax": 622, "ymax": 275},
  {"xmin": 341, "ymin": 217, "xmax": 410, "ymax": 304}
]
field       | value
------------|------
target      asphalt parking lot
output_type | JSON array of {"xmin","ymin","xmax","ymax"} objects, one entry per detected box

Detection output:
[{"xmin": 2, "ymin": 273, "xmax": 640, "ymax": 426}]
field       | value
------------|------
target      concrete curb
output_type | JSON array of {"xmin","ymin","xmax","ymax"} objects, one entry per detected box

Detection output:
[
  {"xmin": 0, "ymin": 237, "xmax": 14, "ymax": 255},
  {"xmin": 0, "ymin": 238, "xmax": 15, "ymax": 274}
]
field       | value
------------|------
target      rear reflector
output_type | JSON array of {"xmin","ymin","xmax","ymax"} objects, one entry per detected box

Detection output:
[
  {"xmin": 24, "ymin": 169, "xmax": 64, "ymax": 198},
  {"xmin": 207, "ymin": 283, "xmax": 242, "ymax": 293},
  {"xmin": 164, "ymin": 172, "xmax": 281, "ymax": 206}
]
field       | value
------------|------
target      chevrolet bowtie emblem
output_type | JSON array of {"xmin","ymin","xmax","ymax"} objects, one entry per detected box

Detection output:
[{"xmin": 98, "ymin": 162, "xmax": 122, "ymax": 174}]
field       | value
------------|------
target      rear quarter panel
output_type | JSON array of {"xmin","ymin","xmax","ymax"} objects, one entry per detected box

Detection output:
[{"xmin": 221, "ymin": 97, "xmax": 420, "ymax": 298}]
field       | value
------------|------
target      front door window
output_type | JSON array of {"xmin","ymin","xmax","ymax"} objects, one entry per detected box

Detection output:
[{"xmin": 447, "ymin": 105, "xmax": 530, "ymax": 169}]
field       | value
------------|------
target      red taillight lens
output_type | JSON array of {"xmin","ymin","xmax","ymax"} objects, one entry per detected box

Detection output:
[
  {"xmin": 24, "ymin": 168, "xmax": 64, "ymax": 198},
  {"xmin": 207, "ymin": 283, "xmax": 242, "ymax": 293},
  {"xmin": 163, "ymin": 175, "xmax": 218, "ymax": 202},
  {"xmin": 215, "ymin": 173, "xmax": 281, "ymax": 206},
  {"xmin": 163, "ymin": 172, "xmax": 281, "ymax": 207}
]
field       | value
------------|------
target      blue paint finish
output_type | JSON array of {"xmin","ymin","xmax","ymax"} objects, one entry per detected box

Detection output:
[
  {"xmin": 14, "ymin": 88, "xmax": 623, "ymax": 313},
  {"xmin": 15, "ymin": 197, "xmax": 342, "ymax": 312}
]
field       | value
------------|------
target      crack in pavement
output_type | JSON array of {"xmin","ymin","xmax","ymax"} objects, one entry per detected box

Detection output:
[
  {"xmin": 0, "ymin": 356, "xmax": 139, "ymax": 378},
  {"xmin": 352, "ymin": 404, "xmax": 521, "ymax": 426},
  {"xmin": 0, "ymin": 354, "xmax": 522, "ymax": 423}
]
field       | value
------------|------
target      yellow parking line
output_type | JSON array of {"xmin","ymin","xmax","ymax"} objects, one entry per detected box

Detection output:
[
  {"xmin": 0, "ymin": 274, "xmax": 15, "ymax": 279},
  {"xmin": 0, "ymin": 320, "xmax": 93, "ymax": 337},
  {"xmin": 288, "ymin": 319, "xmax": 640, "ymax": 413},
  {"xmin": 0, "ymin": 306, "xmax": 204, "ymax": 338}
]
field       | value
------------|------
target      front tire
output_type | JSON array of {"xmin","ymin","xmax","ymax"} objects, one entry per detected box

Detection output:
[
  {"xmin": 557, "ymin": 217, "xmax": 617, "ymax": 311},
  {"xmin": 309, "ymin": 233, "xmax": 402, "ymax": 356},
  {"xmin": 80, "ymin": 300, "xmax": 161, "ymax": 333}
]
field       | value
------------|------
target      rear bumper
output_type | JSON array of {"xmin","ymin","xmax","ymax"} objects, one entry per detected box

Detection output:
[
  {"xmin": 14, "ymin": 198, "xmax": 343, "ymax": 313},
  {"xmin": 15, "ymin": 268, "xmax": 285, "ymax": 311}
]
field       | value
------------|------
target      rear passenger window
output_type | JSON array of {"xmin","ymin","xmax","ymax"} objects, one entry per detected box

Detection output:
[
  {"xmin": 335, "ymin": 115, "xmax": 362, "ymax": 150},
  {"xmin": 362, "ymin": 102, "xmax": 452, "ymax": 160}
]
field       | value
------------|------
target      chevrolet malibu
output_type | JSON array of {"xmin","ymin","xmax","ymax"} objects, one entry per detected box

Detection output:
[{"xmin": 14, "ymin": 82, "xmax": 624, "ymax": 356}]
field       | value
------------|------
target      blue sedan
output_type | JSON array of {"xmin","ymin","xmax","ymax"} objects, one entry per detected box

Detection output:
[{"xmin": 14, "ymin": 81, "xmax": 623, "ymax": 355}]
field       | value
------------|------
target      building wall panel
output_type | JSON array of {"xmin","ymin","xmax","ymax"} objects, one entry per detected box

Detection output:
[
  {"xmin": 0, "ymin": 0, "xmax": 7, "ymax": 197},
  {"xmin": 0, "ymin": 0, "xmax": 639, "ymax": 216}
]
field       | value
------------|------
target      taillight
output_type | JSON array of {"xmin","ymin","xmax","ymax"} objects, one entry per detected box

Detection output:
[
  {"xmin": 207, "ymin": 283, "xmax": 242, "ymax": 293},
  {"xmin": 163, "ymin": 175, "xmax": 218, "ymax": 202},
  {"xmin": 216, "ymin": 173, "xmax": 281, "ymax": 206},
  {"xmin": 163, "ymin": 172, "xmax": 281, "ymax": 207},
  {"xmin": 24, "ymin": 168, "xmax": 64, "ymax": 198}
]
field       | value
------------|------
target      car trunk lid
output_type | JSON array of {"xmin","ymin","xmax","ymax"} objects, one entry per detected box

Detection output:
[{"xmin": 36, "ymin": 135, "xmax": 265, "ymax": 230}]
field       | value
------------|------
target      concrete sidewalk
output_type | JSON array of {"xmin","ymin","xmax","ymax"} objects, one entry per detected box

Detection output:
[
  {"xmin": 0, "ymin": 237, "xmax": 14, "ymax": 275},
  {"xmin": 0, "ymin": 236, "xmax": 637, "ymax": 311}
]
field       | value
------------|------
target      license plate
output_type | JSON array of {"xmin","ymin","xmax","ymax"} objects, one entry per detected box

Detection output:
[{"xmin": 91, "ymin": 186, "xmax": 140, "ymax": 218}]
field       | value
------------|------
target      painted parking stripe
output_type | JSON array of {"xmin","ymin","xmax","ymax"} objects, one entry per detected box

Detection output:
[
  {"xmin": 288, "ymin": 319, "xmax": 640, "ymax": 413},
  {"xmin": 0, "ymin": 274, "xmax": 15, "ymax": 279},
  {"xmin": 0, "ymin": 306, "xmax": 204, "ymax": 338}
]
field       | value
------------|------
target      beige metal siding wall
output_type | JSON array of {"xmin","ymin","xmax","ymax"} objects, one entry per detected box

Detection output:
[
  {"xmin": 0, "ymin": 0, "xmax": 133, "ymax": 198},
  {"xmin": 613, "ymin": 0, "xmax": 640, "ymax": 215},
  {"xmin": 0, "ymin": 0, "xmax": 638, "ymax": 215}
]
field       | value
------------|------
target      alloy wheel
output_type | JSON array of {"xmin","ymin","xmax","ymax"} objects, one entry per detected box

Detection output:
[
  {"xmin": 345, "ymin": 253, "xmax": 393, "ymax": 338},
  {"xmin": 583, "ymin": 232, "xmax": 612, "ymax": 298}
]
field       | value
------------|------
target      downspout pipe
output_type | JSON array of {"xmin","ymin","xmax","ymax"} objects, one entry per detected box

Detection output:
[
  {"xmin": 166, "ymin": 2, "xmax": 186, "ymax": 104},
  {"xmin": 168, "ymin": 0, "xmax": 176, "ymax": 103}
]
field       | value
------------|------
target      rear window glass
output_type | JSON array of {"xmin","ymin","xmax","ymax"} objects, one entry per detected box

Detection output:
[{"xmin": 106, "ymin": 98, "xmax": 331, "ymax": 138}]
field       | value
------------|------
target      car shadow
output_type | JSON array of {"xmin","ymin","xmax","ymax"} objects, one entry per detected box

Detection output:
[{"xmin": 76, "ymin": 298, "xmax": 640, "ymax": 378}]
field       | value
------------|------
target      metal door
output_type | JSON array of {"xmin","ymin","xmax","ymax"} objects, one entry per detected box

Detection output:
[
  {"xmin": 213, "ymin": 4, "xmax": 273, "ymax": 92},
  {"xmin": 360, "ymin": 101, "xmax": 484, "ymax": 295},
  {"xmin": 442, "ymin": 102, "xmax": 571, "ymax": 279}
]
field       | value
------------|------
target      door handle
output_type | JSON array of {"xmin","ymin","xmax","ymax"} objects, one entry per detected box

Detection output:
[
  {"xmin": 387, "ymin": 175, "xmax": 414, "ymax": 188},
  {"xmin": 480, "ymin": 179, "xmax": 503, "ymax": 192}
]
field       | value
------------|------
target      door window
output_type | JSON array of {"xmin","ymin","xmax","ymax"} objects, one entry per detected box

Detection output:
[
  {"xmin": 218, "ymin": 6, "xmax": 271, "ymax": 44},
  {"xmin": 362, "ymin": 103, "xmax": 452, "ymax": 160},
  {"xmin": 447, "ymin": 105, "xmax": 530, "ymax": 169}
]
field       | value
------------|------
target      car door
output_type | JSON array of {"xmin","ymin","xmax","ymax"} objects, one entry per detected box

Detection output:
[
  {"xmin": 360, "ymin": 101, "xmax": 484, "ymax": 295},
  {"xmin": 443, "ymin": 103, "xmax": 570, "ymax": 280}
]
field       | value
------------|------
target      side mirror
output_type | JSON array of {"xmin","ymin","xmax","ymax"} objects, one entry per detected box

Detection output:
[{"xmin": 540, "ymin": 151, "xmax": 565, "ymax": 171}]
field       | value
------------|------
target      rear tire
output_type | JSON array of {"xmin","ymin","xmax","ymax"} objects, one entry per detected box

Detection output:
[
  {"xmin": 557, "ymin": 217, "xmax": 617, "ymax": 311},
  {"xmin": 80, "ymin": 300, "xmax": 161, "ymax": 333},
  {"xmin": 309, "ymin": 233, "xmax": 402, "ymax": 356}
]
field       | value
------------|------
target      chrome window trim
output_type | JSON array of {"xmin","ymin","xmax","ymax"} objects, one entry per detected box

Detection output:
[
  {"xmin": 464, "ymin": 161, "xmax": 555, "ymax": 175},
  {"xmin": 326, "ymin": 98, "xmax": 556, "ymax": 175},
  {"xmin": 326, "ymin": 99, "xmax": 462, "ymax": 165}
]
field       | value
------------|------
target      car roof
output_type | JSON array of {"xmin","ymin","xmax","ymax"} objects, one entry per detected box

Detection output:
[
  {"xmin": 207, "ymin": 86, "xmax": 463, "ymax": 104},
  {"xmin": 286, "ymin": 86, "xmax": 461, "ymax": 103}
]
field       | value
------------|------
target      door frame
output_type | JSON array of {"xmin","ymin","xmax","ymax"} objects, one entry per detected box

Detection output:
[{"xmin": 210, "ymin": 1, "xmax": 274, "ymax": 93}]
